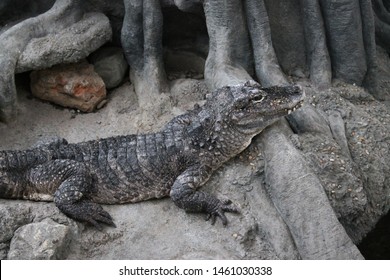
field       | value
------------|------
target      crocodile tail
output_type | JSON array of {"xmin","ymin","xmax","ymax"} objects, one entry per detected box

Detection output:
[{"xmin": 0, "ymin": 149, "xmax": 51, "ymax": 170}]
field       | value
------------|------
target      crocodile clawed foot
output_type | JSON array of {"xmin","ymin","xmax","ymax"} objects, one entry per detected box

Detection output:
[
  {"xmin": 84, "ymin": 203, "xmax": 116, "ymax": 230},
  {"xmin": 59, "ymin": 200, "xmax": 116, "ymax": 230},
  {"xmin": 205, "ymin": 199, "xmax": 240, "ymax": 226}
]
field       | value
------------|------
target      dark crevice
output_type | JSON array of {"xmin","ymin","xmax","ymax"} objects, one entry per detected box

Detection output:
[
  {"xmin": 358, "ymin": 210, "xmax": 390, "ymax": 259},
  {"xmin": 0, "ymin": 0, "xmax": 56, "ymax": 27},
  {"xmin": 162, "ymin": 6, "xmax": 208, "ymax": 77},
  {"xmin": 162, "ymin": 6, "xmax": 208, "ymax": 55}
]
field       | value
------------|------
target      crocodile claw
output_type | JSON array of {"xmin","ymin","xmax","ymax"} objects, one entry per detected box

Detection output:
[
  {"xmin": 83, "ymin": 202, "xmax": 116, "ymax": 230},
  {"xmin": 59, "ymin": 200, "xmax": 116, "ymax": 230},
  {"xmin": 205, "ymin": 199, "xmax": 239, "ymax": 226}
]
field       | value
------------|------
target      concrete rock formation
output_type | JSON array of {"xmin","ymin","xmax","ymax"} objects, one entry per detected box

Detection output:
[
  {"xmin": 89, "ymin": 47, "xmax": 128, "ymax": 89},
  {"xmin": 8, "ymin": 218, "xmax": 73, "ymax": 260}
]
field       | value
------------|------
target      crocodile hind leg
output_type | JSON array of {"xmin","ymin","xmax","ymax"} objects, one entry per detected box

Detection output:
[{"xmin": 28, "ymin": 159, "xmax": 115, "ymax": 229}]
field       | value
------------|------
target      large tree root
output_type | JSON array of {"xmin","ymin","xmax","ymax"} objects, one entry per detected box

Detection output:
[
  {"xmin": 260, "ymin": 120, "xmax": 363, "ymax": 259},
  {"xmin": 121, "ymin": 0, "xmax": 169, "ymax": 111},
  {"xmin": 202, "ymin": 0, "xmax": 253, "ymax": 89},
  {"xmin": 359, "ymin": 0, "xmax": 390, "ymax": 101},
  {"xmin": 245, "ymin": 0, "xmax": 288, "ymax": 87},
  {"xmin": 16, "ymin": 13, "xmax": 111, "ymax": 73},
  {"xmin": 299, "ymin": 0, "xmax": 331, "ymax": 89},
  {"xmin": 0, "ymin": 0, "xmax": 81, "ymax": 122}
]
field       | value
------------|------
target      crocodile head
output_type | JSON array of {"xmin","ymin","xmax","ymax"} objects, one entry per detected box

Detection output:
[{"xmin": 206, "ymin": 80, "xmax": 304, "ymax": 135}]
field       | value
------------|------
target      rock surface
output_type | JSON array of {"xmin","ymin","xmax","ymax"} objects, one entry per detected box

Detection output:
[
  {"xmin": 89, "ymin": 47, "xmax": 128, "ymax": 89},
  {"xmin": 8, "ymin": 218, "xmax": 73, "ymax": 260},
  {"xmin": 15, "ymin": 12, "xmax": 112, "ymax": 73},
  {"xmin": 0, "ymin": 204, "xmax": 33, "ymax": 259},
  {"xmin": 30, "ymin": 62, "xmax": 107, "ymax": 112}
]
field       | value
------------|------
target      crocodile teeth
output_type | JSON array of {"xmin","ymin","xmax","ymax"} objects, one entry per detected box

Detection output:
[{"xmin": 288, "ymin": 110, "xmax": 292, "ymax": 114}]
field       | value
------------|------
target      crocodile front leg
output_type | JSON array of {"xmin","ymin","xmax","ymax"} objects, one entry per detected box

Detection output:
[{"xmin": 170, "ymin": 165, "xmax": 239, "ymax": 225}]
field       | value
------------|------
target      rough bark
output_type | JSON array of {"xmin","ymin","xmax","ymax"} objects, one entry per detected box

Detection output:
[
  {"xmin": 245, "ymin": 0, "xmax": 289, "ymax": 87},
  {"xmin": 121, "ymin": 0, "xmax": 169, "ymax": 109},
  {"xmin": 203, "ymin": 0, "xmax": 253, "ymax": 89},
  {"xmin": 260, "ymin": 120, "xmax": 363, "ymax": 259},
  {"xmin": 321, "ymin": 0, "xmax": 367, "ymax": 85},
  {"xmin": 299, "ymin": 0, "xmax": 332, "ymax": 89},
  {"xmin": 263, "ymin": 0, "xmax": 307, "ymax": 78},
  {"xmin": 361, "ymin": 0, "xmax": 390, "ymax": 100}
]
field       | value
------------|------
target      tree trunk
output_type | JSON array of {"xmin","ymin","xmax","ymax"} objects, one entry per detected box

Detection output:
[
  {"xmin": 121, "ymin": 0, "xmax": 169, "ymax": 109},
  {"xmin": 246, "ymin": 0, "xmax": 289, "ymax": 87},
  {"xmin": 299, "ymin": 0, "xmax": 332, "ymax": 89},
  {"xmin": 203, "ymin": 0, "xmax": 253, "ymax": 89}
]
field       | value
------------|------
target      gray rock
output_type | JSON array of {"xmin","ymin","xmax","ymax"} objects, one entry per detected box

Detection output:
[
  {"xmin": 89, "ymin": 47, "xmax": 129, "ymax": 89},
  {"xmin": 165, "ymin": 50, "xmax": 205, "ymax": 75},
  {"xmin": 16, "ymin": 12, "xmax": 112, "ymax": 73},
  {"xmin": 0, "ymin": 205, "xmax": 33, "ymax": 244},
  {"xmin": 8, "ymin": 218, "xmax": 72, "ymax": 260},
  {"xmin": 0, "ymin": 204, "xmax": 33, "ymax": 258}
]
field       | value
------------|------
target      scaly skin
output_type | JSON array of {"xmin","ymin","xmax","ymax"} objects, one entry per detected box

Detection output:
[{"xmin": 0, "ymin": 81, "xmax": 304, "ymax": 228}]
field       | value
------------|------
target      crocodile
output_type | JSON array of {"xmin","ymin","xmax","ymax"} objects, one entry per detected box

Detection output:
[{"xmin": 0, "ymin": 81, "xmax": 304, "ymax": 228}]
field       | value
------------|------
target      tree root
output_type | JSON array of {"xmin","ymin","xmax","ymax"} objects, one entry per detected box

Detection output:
[
  {"xmin": 245, "ymin": 0, "xmax": 289, "ymax": 87},
  {"xmin": 260, "ymin": 119, "xmax": 363, "ymax": 259},
  {"xmin": 16, "ymin": 12, "xmax": 112, "ymax": 73},
  {"xmin": 121, "ymin": 0, "xmax": 169, "ymax": 111},
  {"xmin": 299, "ymin": 0, "xmax": 331, "ymax": 89},
  {"xmin": 203, "ymin": 0, "xmax": 253, "ymax": 89},
  {"xmin": 362, "ymin": 0, "xmax": 390, "ymax": 100}
]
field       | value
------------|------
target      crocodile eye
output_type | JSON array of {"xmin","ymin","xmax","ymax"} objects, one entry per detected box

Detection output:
[{"xmin": 252, "ymin": 94, "xmax": 265, "ymax": 103}]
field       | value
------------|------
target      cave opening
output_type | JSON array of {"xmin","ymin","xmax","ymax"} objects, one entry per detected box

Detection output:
[{"xmin": 162, "ymin": 6, "xmax": 208, "ymax": 79}]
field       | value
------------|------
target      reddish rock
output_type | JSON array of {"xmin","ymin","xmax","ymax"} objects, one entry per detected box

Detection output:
[{"xmin": 30, "ymin": 62, "xmax": 106, "ymax": 112}]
